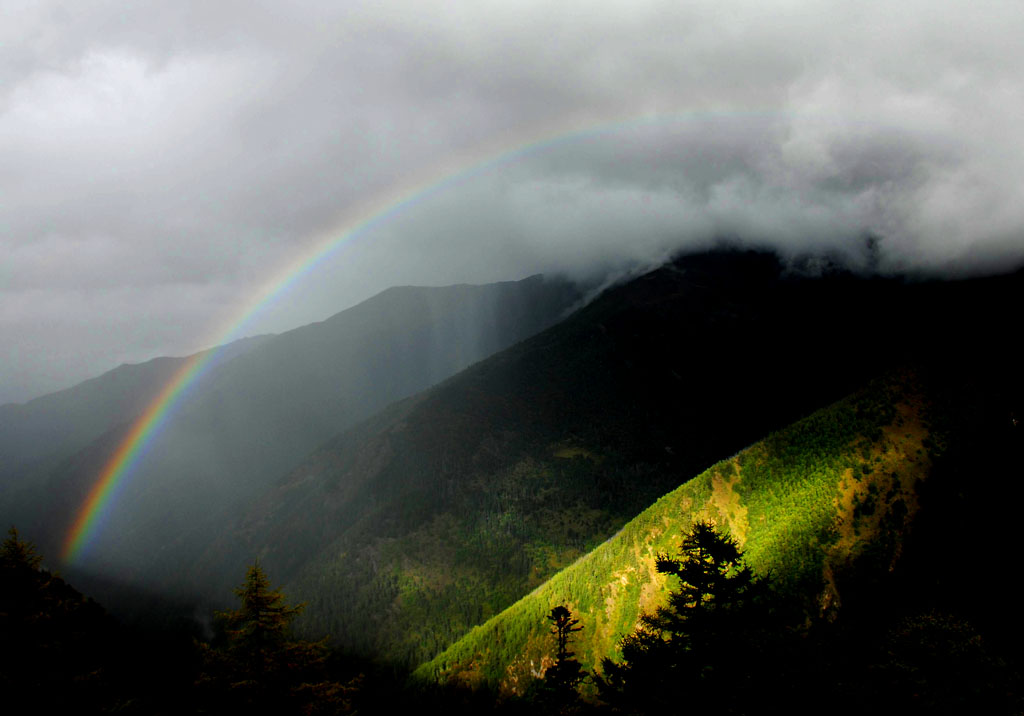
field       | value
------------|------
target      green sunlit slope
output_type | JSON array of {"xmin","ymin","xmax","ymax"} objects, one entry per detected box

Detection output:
[{"xmin": 416, "ymin": 371, "xmax": 934, "ymax": 693}]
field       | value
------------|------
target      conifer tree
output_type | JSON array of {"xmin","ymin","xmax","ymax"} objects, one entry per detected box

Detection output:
[
  {"xmin": 549, "ymin": 605, "xmax": 584, "ymax": 662},
  {"xmin": 1, "ymin": 526, "xmax": 113, "ymax": 709},
  {"xmin": 198, "ymin": 561, "xmax": 357, "ymax": 713},
  {"xmin": 1, "ymin": 525, "xmax": 43, "ymax": 570},
  {"xmin": 223, "ymin": 561, "xmax": 306, "ymax": 666},
  {"xmin": 538, "ymin": 605, "xmax": 586, "ymax": 711},
  {"xmin": 597, "ymin": 521, "xmax": 779, "ymax": 713}
]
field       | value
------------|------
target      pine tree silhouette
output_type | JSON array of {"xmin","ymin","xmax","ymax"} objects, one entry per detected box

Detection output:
[
  {"xmin": 1, "ymin": 526, "xmax": 113, "ymax": 709},
  {"xmin": 597, "ymin": 521, "xmax": 780, "ymax": 712},
  {"xmin": 537, "ymin": 605, "xmax": 586, "ymax": 711},
  {"xmin": 198, "ymin": 561, "xmax": 357, "ymax": 713}
]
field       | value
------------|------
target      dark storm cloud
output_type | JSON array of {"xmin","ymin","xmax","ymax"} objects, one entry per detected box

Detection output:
[{"xmin": 3, "ymin": 0, "xmax": 1023, "ymax": 402}]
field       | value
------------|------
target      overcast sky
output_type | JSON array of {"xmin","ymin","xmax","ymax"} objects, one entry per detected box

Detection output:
[{"xmin": 2, "ymin": 0, "xmax": 1023, "ymax": 404}]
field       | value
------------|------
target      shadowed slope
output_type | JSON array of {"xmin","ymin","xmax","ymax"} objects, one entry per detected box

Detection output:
[
  {"xmin": 415, "ymin": 371, "xmax": 933, "ymax": 691},
  {"xmin": 206, "ymin": 249, "xmax": 1022, "ymax": 668},
  {"xmin": 17, "ymin": 276, "xmax": 580, "ymax": 586}
]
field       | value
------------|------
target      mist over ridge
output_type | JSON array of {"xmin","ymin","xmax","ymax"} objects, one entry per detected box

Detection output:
[
  {"xmin": 5, "ymin": 1, "xmax": 1024, "ymax": 402},
  {"xmin": 0, "ymin": 276, "xmax": 581, "ymax": 578}
]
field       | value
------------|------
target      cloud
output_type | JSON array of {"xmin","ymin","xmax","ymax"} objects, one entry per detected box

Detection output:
[{"xmin": 2, "ymin": 0, "xmax": 1023, "ymax": 401}]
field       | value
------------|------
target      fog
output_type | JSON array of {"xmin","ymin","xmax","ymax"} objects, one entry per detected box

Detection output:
[{"xmin": 3, "ymin": 0, "xmax": 1023, "ymax": 403}]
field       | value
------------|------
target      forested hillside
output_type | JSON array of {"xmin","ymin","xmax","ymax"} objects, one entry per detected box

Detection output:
[
  {"xmin": 4, "ymin": 250, "xmax": 1022, "ymax": 713},
  {"xmin": 414, "ymin": 352, "xmax": 1023, "ymax": 712},
  {"xmin": 201, "ymin": 249, "xmax": 1022, "ymax": 669},
  {"xmin": 416, "ymin": 370, "xmax": 933, "ymax": 689},
  {"xmin": 9, "ymin": 276, "xmax": 578, "ymax": 597}
]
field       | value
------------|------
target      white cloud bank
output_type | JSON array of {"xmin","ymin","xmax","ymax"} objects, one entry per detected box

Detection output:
[{"xmin": 2, "ymin": 0, "xmax": 1022, "ymax": 401}]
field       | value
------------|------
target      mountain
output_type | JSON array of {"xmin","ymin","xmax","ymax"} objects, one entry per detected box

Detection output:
[
  {"xmin": 0, "ymin": 334, "xmax": 272, "ymax": 485},
  {"xmin": 201, "ymin": 248, "xmax": 1021, "ymax": 669},
  {"xmin": 417, "ymin": 355, "xmax": 1023, "ymax": 708},
  {"xmin": 5, "ymin": 246, "xmax": 1021, "ymax": 711},
  {"xmin": 415, "ymin": 370, "xmax": 934, "ymax": 690},
  {"xmin": 5, "ymin": 275, "xmax": 580, "ymax": 585}
]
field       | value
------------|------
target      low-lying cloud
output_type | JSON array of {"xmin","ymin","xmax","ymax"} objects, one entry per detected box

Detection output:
[{"xmin": 2, "ymin": 0, "xmax": 1023, "ymax": 402}]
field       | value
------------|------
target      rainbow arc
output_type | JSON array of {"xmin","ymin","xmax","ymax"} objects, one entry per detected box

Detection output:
[{"xmin": 61, "ymin": 108, "xmax": 792, "ymax": 563}]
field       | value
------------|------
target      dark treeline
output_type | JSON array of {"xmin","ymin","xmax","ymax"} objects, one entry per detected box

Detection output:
[
  {"xmin": 5, "ymin": 515, "xmax": 1021, "ymax": 715},
  {"xmin": 589, "ymin": 520, "xmax": 1020, "ymax": 714},
  {"xmin": 4, "ymin": 357, "xmax": 1022, "ymax": 713}
]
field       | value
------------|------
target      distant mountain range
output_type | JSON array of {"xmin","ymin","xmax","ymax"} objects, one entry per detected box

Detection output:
[
  {"xmin": 1, "ymin": 275, "xmax": 581, "ymax": 586},
  {"xmin": 0, "ymin": 333, "xmax": 274, "ymax": 490}
]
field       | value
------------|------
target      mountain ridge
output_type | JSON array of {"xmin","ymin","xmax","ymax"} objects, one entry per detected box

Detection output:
[
  {"xmin": 3, "ymin": 275, "xmax": 581, "ymax": 589},
  {"xmin": 415, "ymin": 368, "xmax": 938, "ymax": 682},
  {"xmin": 193, "ymin": 247, "xmax": 1023, "ymax": 668}
]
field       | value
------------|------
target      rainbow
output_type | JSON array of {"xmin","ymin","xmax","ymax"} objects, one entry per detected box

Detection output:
[{"xmin": 60, "ymin": 109, "xmax": 787, "ymax": 563}]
